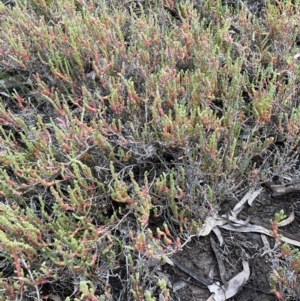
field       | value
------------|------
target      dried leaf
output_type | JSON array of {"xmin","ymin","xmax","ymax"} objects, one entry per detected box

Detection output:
[
  {"xmin": 198, "ymin": 212, "xmax": 226, "ymax": 236},
  {"xmin": 210, "ymin": 237, "xmax": 227, "ymax": 283},
  {"xmin": 224, "ymin": 211, "xmax": 250, "ymax": 228},
  {"xmin": 222, "ymin": 224, "xmax": 300, "ymax": 247},
  {"xmin": 260, "ymin": 234, "xmax": 270, "ymax": 249},
  {"xmin": 163, "ymin": 256, "xmax": 174, "ymax": 266},
  {"xmin": 212, "ymin": 227, "xmax": 224, "ymax": 246},
  {"xmin": 278, "ymin": 207, "xmax": 294, "ymax": 227},
  {"xmin": 207, "ymin": 261, "xmax": 250, "ymax": 301},
  {"xmin": 232, "ymin": 188, "xmax": 262, "ymax": 215}
]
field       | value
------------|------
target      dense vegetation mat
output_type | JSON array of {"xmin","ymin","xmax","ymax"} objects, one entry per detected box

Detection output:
[{"xmin": 1, "ymin": 0, "xmax": 300, "ymax": 300}]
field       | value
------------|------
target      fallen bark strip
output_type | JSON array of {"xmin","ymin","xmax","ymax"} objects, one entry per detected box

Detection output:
[{"xmin": 261, "ymin": 181, "xmax": 300, "ymax": 198}]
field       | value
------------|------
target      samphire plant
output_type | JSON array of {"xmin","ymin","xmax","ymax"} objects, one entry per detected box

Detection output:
[{"xmin": 1, "ymin": 0, "xmax": 300, "ymax": 299}]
